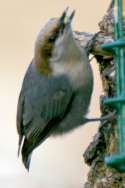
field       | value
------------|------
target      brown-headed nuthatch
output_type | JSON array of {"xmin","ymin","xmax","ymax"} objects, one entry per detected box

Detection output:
[{"xmin": 17, "ymin": 8, "xmax": 109, "ymax": 170}]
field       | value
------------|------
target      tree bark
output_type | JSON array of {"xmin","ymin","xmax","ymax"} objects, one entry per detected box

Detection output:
[{"xmin": 74, "ymin": 1, "xmax": 125, "ymax": 187}]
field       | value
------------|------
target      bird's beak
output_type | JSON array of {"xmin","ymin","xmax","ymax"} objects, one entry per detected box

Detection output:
[{"xmin": 59, "ymin": 8, "xmax": 75, "ymax": 28}]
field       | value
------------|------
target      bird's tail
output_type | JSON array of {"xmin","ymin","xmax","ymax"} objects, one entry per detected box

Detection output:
[
  {"xmin": 21, "ymin": 138, "xmax": 32, "ymax": 171},
  {"xmin": 21, "ymin": 118, "xmax": 60, "ymax": 171}
]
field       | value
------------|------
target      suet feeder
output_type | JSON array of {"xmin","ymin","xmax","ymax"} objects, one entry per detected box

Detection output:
[{"xmin": 102, "ymin": 0, "xmax": 125, "ymax": 172}]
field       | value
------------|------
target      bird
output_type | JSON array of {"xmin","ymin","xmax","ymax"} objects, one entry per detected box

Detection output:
[{"xmin": 17, "ymin": 8, "xmax": 94, "ymax": 171}]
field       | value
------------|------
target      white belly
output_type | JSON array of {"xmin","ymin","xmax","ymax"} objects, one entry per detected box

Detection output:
[{"xmin": 51, "ymin": 61, "xmax": 93, "ymax": 90}]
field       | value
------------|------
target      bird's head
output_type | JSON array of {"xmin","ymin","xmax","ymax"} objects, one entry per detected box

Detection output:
[{"xmin": 34, "ymin": 8, "xmax": 75, "ymax": 75}]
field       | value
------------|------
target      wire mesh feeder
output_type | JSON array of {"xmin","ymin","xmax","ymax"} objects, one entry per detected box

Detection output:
[{"xmin": 102, "ymin": 0, "xmax": 125, "ymax": 172}]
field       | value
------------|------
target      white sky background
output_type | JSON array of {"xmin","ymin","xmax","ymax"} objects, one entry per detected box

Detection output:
[{"xmin": 0, "ymin": 0, "xmax": 110, "ymax": 187}]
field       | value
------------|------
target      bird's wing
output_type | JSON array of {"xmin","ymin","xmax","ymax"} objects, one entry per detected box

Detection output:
[{"xmin": 17, "ymin": 74, "xmax": 73, "ymax": 169}]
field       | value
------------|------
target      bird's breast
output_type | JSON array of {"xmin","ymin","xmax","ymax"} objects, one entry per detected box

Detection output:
[{"xmin": 51, "ymin": 61, "xmax": 93, "ymax": 90}]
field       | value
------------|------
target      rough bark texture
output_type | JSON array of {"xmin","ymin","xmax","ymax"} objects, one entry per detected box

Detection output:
[{"xmin": 74, "ymin": 1, "xmax": 125, "ymax": 187}]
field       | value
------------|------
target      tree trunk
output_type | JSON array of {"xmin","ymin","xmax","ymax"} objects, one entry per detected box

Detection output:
[{"xmin": 74, "ymin": 1, "xmax": 125, "ymax": 187}]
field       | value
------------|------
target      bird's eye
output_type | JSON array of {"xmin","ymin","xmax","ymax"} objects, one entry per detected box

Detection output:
[{"xmin": 48, "ymin": 35, "xmax": 56, "ymax": 43}]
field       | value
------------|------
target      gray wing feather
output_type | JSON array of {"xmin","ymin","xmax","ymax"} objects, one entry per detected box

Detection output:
[{"xmin": 16, "ymin": 92, "xmax": 25, "ymax": 155}]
